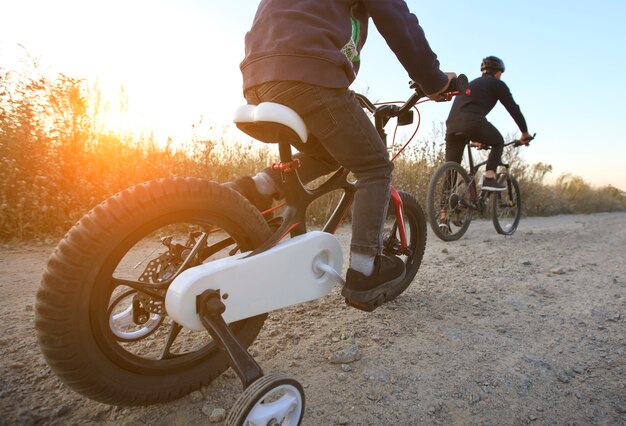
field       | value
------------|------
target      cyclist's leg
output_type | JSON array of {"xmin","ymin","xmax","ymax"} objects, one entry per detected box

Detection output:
[
  {"xmin": 227, "ymin": 84, "xmax": 340, "ymax": 208},
  {"xmin": 284, "ymin": 87, "xmax": 393, "ymax": 258},
  {"xmin": 260, "ymin": 143, "xmax": 340, "ymax": 196},
  {"xmin": 460, "ymin": 118, "xmax": 505, "ymax": 190},
  {"xmin": 237, "ymin": 146, "xmax": 337, "ymax": 204},
  {"xmin": 244, "ymin": 82, "xmax": 390, "ymax": 251},
  {"xmin": 464, "ymin": 119, "xmax": 503, "ymax": 173},
  {"xmin": 237, "ymin": 83, "xmax": 340, "ymax": 198},
  {"xmin": 444, "ymin": 131, "xmax": 465, "ymax": 164},
  {"xmin": 245, "ymin": 81, "xmax": 404, "ymax": 300},
  {"xmin": 478, "ymin": 123, "xmax": 504, "ymax": 174}
]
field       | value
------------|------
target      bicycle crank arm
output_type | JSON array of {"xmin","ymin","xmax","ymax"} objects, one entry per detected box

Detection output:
[
  {"xmin": 197, "ymin": 289, "xmax": 264, "ymax": 388},
  {"xmin": 166, "ymin": 231, "xmax": 344, "ymax": 331}
]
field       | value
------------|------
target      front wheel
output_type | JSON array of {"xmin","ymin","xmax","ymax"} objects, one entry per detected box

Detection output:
[
  {"xmin": 492, "ymin": 173, "xmax": 522, "ymax": 235},
  {"xmin": 427, "ymin": 162, "xmax": 473, "ymax": 241},
  {"xmin": 381, "ymin": 191, "xmax": 427, "ymax": 301},
  {"xmin": 35, "ymin": 178, "xmax": 272, "ymax": 405}
]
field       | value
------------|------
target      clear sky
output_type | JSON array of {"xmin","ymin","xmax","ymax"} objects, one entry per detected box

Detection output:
[{"xmin": 2, "ymin": 0, "xmax": 625, "ymax": 190}]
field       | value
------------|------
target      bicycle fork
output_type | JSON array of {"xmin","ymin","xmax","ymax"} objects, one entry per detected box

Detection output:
[{"xmin": 390, "ymin": 187, "xmax": 409, "ymax": 253}]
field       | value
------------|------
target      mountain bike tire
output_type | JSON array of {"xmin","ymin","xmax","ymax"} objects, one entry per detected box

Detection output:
[
  {"xmin": 382, "ymin": 191, "xmax": 427, "ymax": 301},
  {"xmin": 492, "ymin": 173, "xmax": 522, "ymax": 235},
  {"xmin": 35, "ymin": 178, "xmax": 271, "ymax": 405},
  {"xmin": 427, "ymin": 161, "xmax": 473, "ymax": 241}
]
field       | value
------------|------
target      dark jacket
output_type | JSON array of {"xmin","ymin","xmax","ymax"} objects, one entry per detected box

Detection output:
[
  {"xmin": 447, "ymin": 75, "xmax": 527, "ymax": 133},
  {"xmin": 240, "ymin": 0, "xmax": 447, "ymax": 94}
]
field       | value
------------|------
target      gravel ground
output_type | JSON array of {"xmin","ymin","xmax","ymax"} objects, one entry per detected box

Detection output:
[{"xmin": 0, "ymin": 212, "xmax": 625, "ymax": 425}]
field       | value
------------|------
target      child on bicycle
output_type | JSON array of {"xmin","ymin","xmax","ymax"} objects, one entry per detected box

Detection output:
[
  {"xmin": 228, "ymin": 0, "xmax": 454, "ymax": 311},
  {"xmin": 444, "ymin": 56, "xmax": 532, "ymax": 191}
]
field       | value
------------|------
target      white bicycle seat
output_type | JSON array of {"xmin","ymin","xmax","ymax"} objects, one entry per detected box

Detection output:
[{"xmin": 234, "ymin": 102, "xmax": 308, "ymax": 149}]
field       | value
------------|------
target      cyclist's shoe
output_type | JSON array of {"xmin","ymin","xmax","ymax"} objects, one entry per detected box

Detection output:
[
  {"xmin": 480, "ymin": 176, "xmax": 506, "ymax": 192},
  {"xmin": 342, "ymin": 254, "xmax": 406, "ymax": 312},
  {"xmin": 226, "ymin": 176, "xmax": 275, "ymax": 213},
  {"xmin": 438, "ymin": 221, "xmax": 452, "ymax": 234},
  {"xmin": 439, "ymin": 210, "xmax": 452, "ymax": 232}
]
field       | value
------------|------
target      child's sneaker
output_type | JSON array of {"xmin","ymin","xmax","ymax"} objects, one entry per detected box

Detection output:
[{"xmin": 342, "ymin": 254, "xmax": 406, "ymax": 311}]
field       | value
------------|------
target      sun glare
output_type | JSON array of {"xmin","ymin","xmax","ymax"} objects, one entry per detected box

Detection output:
[{"xmin": 3, "ymin": 0, "xmax": 248, "ymax": 147}]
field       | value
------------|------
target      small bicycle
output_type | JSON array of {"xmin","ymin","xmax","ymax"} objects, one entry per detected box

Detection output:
[
  {"xmin": 426, "ymin": 133, "xmax": 536, "ymax": 241},
  {"xmin": 35, "ymin": 75, "xmax": 468, "ymax": 425}
]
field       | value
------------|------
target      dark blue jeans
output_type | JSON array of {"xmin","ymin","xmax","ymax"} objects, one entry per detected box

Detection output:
[{"xmin": 244, "ymin": 81, "xmax": 394, "ymax": 257}]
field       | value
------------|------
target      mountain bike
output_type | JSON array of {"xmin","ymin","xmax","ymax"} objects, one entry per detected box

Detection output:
[
  {"xmin": 426, "ymin": 133, "xmax": 535, "ymax": 241},
  {"xmin": 35, "ymin": 75, "xmax": 468, "ymax": 425}
]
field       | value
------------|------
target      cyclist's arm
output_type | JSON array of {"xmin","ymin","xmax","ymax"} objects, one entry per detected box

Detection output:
[
  {"xmin": 363, "ymin": 0, "xmax": 448, "ymax": 96},
  {"xmin": 497, "ymin": 81, "xmax": 528, "ymax": 135}
]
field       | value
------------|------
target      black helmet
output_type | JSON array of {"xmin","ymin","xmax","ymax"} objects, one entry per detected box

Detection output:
[{"xmin": 480, "ymin": 56, "xmax": 505, "ymax": 73}]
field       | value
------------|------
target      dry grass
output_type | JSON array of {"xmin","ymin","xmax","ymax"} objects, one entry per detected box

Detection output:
[{"xmin": 1, "ymin": 66, "xmax": 624, "ymax": 241}]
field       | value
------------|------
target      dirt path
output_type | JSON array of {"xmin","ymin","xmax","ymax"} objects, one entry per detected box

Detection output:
[{"xmin": 1, "ymin": 213, "xmax": 625, "ymax": 425}]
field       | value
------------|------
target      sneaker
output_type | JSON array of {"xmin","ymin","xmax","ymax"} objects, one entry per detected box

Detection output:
[
  {"xmin": 480, "ymin": 176, "xmax": 506, "ymax": 192},
  {"xmin": 438, "ymin": 221, "xmax": 451, "ymax": 234},
  {"xmin": 342, "ymin": 254, "xmax": 406, "ymax": 311},
  {"xmin": 440, "ymin": 209, "xmax": 462, "ymax": 229},
  {"xmin": 226, "ymin": 176, "xmax": 275, "ymax": 212}
]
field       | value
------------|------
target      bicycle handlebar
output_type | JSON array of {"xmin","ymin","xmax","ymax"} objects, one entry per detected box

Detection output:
[
  {"xmin": 357, "ymin": 74, "xmax": 469, "ymax": 118},
  {"xmin": 353, "ymin": 74, "xmax": 469, "ymax": 154},
  {"xmin": 409, "ymin": 73, "xmax": 469, "ymax": 101},
  {"xmin": 509, "ymin": 133, "xmax": 537, "ymax": 147},
  {"xmin": 470, "ymin": 133, "xmax": 536, "ymax": 151}
]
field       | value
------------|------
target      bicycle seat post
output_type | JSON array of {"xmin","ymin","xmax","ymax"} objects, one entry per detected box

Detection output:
[{"xmin": 274, "ymin": 140, "xmax": 309, "ymax": 236}]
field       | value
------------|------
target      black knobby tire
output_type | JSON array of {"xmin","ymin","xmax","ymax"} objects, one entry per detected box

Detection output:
[
  {"xmin": 226, "ymin": 373, "xmax": 305, "ymax": 426},
  {"xmin": 427, "ymin": 161, "xmax": 473, "ymax": 241},
  {"xmin": 382, "ymin": 191, "xmax": 427, "ymax": 301},
  {"xmin": 35, "ymin": 178, "xmax": 272, "ymax": 405},
  {"xmin": 492, "ymin": 173, "xmax": 522, "ymax": 235}
]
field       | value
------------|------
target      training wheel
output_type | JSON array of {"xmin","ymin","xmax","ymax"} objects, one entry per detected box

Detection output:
[{"xmin": 226, "ymin": 372, "xmax": 305, "ymax": 426}]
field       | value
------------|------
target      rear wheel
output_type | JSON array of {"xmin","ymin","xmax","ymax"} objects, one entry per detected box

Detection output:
[
  {"xmin": 35, "ymin": 178, "xmax": 272, "ymax": 405},
  {"xmin": 427, "ymin": 162, "xmax": 473, "ymax": 241},
  {"xmin": 382, "ymin": 191, "xmax": 427, "ymax": 301},
  {"xmin": 492, "ymin": 173, "xmax": 521, "ymax": 235}
]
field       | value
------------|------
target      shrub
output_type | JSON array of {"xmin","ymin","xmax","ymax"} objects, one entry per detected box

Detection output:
[{"xmin": 1, "ymin": 64, "xmax": 624, "ymax": 241}]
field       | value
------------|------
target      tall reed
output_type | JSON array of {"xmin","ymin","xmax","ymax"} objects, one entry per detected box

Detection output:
[{"xmin": 1, "ymin": 66, "xmax": 624, "ymax": 241}]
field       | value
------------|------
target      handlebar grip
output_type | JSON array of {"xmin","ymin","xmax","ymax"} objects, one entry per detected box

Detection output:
[
  {"xmin": 409, "ymin": 74, "xmax": 468, "ymax": 95},
  {"xmin": 513, "ymin": 133, "xmax": 537, "ymax": 147},
  {"xmin": 448, "ymin": 74, "xmax": 469, "ymax": 94}
]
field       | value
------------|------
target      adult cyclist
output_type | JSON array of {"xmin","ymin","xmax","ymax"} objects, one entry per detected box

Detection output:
[{"xmin": 444, "ymin": 56, "xmax": 532, "ymax": 191}]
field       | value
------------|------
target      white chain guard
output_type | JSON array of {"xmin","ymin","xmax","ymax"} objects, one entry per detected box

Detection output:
[{"xmin": 165, "ymin": 231, "xmax": 344, "ymax": 331}]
